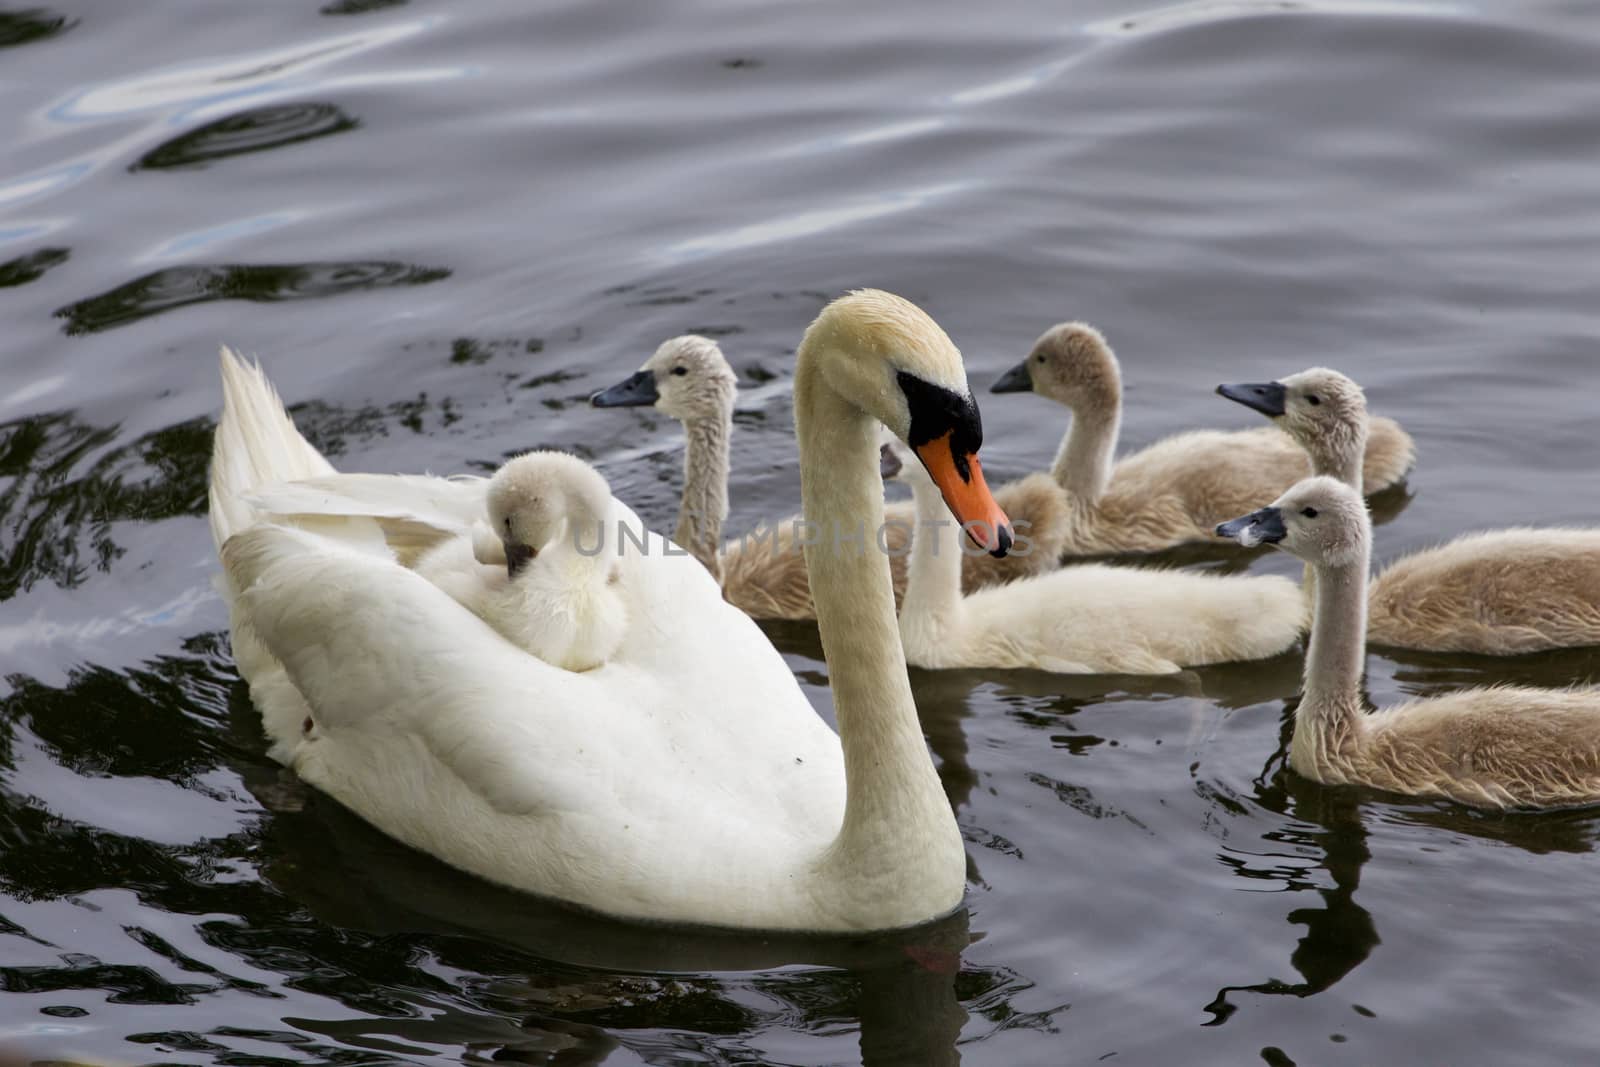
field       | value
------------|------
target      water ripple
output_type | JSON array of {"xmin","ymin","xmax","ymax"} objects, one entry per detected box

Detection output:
[
  {"xmin": 131, "ymin": 102, "xmax": 359, "ymax": 171},
  {"xmin": 53, "ymin": 260, "xmax": 451, "ymax": 335}
]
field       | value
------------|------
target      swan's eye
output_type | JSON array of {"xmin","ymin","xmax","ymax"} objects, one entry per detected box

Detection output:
[
  {"xmin": 504, "ymin": 517, "xmax": 512, "ymax": 531},
  {"xmin": 1306, "ymin": 395, "xmax": 1321, "ymax": 406},
  {"xmin": 1301, "ymin": 507, "xmax": 1319, "ymax": 518},
  {"xmin": 1035, "ymin": 354, "xmax": 1045, "ymax": 363},
  {"xmin": 672, "ymin": 366, "xmax": 688, "ymax": 377}
]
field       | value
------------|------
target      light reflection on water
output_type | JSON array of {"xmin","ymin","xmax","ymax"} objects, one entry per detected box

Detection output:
[{"xmin": 43, "ymin": 18, "xmax": 442, "ymax": 125}]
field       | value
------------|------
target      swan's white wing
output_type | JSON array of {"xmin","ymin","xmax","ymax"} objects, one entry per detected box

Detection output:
[
  {"xmin": 247, "ymin": 473, "xmax": 490, "ymax": 565},
  {"xmin": 221, "ymin": 522, "xmax": 595, "ymax": 816}
]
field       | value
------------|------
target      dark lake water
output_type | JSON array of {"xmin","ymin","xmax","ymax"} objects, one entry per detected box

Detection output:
[{"xmin": 4, "ymin": 0, "xmax": 1600, "ymax": 1063}]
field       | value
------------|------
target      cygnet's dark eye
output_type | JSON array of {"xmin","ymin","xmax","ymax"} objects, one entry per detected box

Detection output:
[
  {"xmin": 1035, "ymin": 354, "xmax": 1045, "ymax": 363},
  {"xmin": 1306, "ymin": 394, "xmax": 1322, "ymax": 406},
  {"xmin": 672, "ymin": 365, "xmax": 688, "ymax": 377},
  {"xmin": 504, "ymin": 517, "xmax": 512, "ymax": 530},
  {"xmin": 1301, "ymin": 507, "xmax": 1319, "ymax": 518}
]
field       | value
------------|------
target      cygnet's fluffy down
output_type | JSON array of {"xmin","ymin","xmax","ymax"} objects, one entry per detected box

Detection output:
[
  {"xmin": 883, "ymin": 437, "xmax": 1305, "ymax": 674},
  {"xmin": 415, "ymin": 451, "xmax": 626, "ymax": 672},
  {"xmin": 1218, "ymin": 477, "xmax": 1600, "ymax": 810},
  {"xmin": 989, "ymin": 322, "xmax": 1415, "ymax": 556},
  {"xmin": 1218, "ymin": 366, "xmax": 1600, "ymax": 654}
]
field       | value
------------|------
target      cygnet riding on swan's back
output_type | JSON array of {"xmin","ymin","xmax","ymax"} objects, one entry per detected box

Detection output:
[
  {"xmin": 880, "ymin": 437, "xmax": 1305, "ymax": 674},
  {"xmin": 408, "ymin": 452, "xmax": 626, "ymax": 672},
  {"xmin": 990, "ymin": 322, "xmax": 1415, "ymax": 556},
  {"xmin": 1218, "ymin": 477, "xmax": 1600, "ymax": 809},
  {"xmin": 591, "ymin": 334, "xmax": 1065, "ymax": 620},
  {"xmin": 1218, "ymin": 367, "xmax": 1600, "ymax": 655},
  {"xmin": 209, "ymin": 288, "xmax": 1011, "ymax": 932}
]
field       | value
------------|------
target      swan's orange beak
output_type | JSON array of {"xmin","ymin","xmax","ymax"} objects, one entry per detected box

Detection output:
[{"xmin": 913, "ymin": 431, "xmax": 1013, "ymax": 557}]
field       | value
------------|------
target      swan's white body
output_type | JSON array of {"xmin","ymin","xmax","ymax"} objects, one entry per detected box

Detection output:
[
  {"xmin": 212, "ymin": 353, "xmax": 848, "ymax": 926},
  {"xmin": 210, "ymin": 291, "xmax": 985, "ymax": 931},
  {"xmin": 885, "ymin": 441, "xmax": 1305, "ymax": 674}
]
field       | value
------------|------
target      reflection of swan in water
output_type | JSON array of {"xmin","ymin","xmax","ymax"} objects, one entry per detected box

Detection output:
[
  {"xmin": 0, "ymin": 626, "xmax": 980, "ymax": 1066},
  {"xmin": 1199, "ymin": 685, "xmax": 1600, "ymax": 1025},
  {"xmin": 1203, "ymin": 766, "xmax": 1378, "ymax": 1025},
  {"xmin": 246, "ymin": 759, "xmax": 970, "ymax": 1066},
  {"xmin": 1200, "ymin": 697, "xmax": 1377, "ymax": 1025}
]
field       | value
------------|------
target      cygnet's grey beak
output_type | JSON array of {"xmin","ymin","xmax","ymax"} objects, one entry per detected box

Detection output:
[
  {"xmin": 990, "ymin": 360, "xmax": 1033, "ymax": 394},
  {"xmin": 879, "ymin": 442, "xmax": 903, "ymax": 480},
  {"xmin": 590, "ymin": 369, "xmax": 659, "ymax": 408},
  {"xmin": 1216, "ymin": 381, "xmax": 1287, "ymax": 418},
  {"xmin": 505, "ymin": 541, "xmax": 537, "ymax": 578},
  {"xmin": 1215, "ymin": 506, "xmax": 1287, "ymax": 548}
]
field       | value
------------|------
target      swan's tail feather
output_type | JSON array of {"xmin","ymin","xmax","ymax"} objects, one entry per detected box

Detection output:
[{"xmin": 208, "ymin": 346, "xmax": 337, "ymax": 554}]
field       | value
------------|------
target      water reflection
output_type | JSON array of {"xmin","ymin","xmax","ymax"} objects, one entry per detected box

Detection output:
[
  {"xmin": 0, "ymin": 246, "xmax": 69, "ymax": 288},
  {"xmin": 0, "ymin": 411, "xmax": 204, "ymax": 598},
  {"xmin": 46, "ymin": 18, "xmax": 437, "ymax": 125},
  {"xmin": 321, "ymin": 0, "xmax": 410, "ymax": 14},
  {"xmin": 1382, "ymin": 643, "xmax": 1600, "ymax": 697},
  {"xmin": 658, "ymin": 182, "xmax": 971, "ymax": 265},
  {"xmin": 1201, "ymin": 677, "xmax": 1600, "ymax": 1026},
  {"xmin": 132, "ymin": 102, "xmax": 359, "ymax": 171},
  {"xmin": 1205, "ymin": 778, "xmax": 1377, "ymax": 1025},
  {"xmin": 261, "ymin": 779, "xmax": 977, "ymax": 1065},
  {"xmin": 0, "ymin": 7, "xmax": 76, "ymax": 49},
  {"xmin": 53, "ymin": 259, "xmax": 450, "ymax": 335},
  {"xmin": 0, "ymin": 392, "xmax": 469, "ymax": 599},
  {"xmin": 1087, "ymin": 0, "xmax": 1460, "ymax": 37},
  {"xmin": 1386, "ymin": 800, "xmax": 1600, "ymax": 853},
  {"xmin": 0, "ymin": 637, "xmax": 996, "ymax": 1065}
]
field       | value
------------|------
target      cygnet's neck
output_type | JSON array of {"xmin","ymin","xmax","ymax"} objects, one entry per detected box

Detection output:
[
  {"xmin": 1294, "ymin": 543, "xmax": 1372, "ymax": 775},
  {"xmin": 676, "ymin": 411, "xmax": 731, "ymax": 580},
  {"xmin": 900, "ymin": 476, "xmax": 966, "ymax": 623},
  {"xmin": 1304, "ymin": 422, "xmax": 1368, "ymax": 497},
  {"xmin": 1051, "ymin": 396, "xmax": 1121, "ymax": 503}
]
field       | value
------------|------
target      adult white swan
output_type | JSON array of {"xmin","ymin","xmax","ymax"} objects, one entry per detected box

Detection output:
[{"xmin": 208, "ymin": 288, "xmax": 1012, "ymax": 932}]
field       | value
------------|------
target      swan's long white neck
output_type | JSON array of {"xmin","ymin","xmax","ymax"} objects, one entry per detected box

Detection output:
[
  {"xmin": 1051, "ymin": 397, "xmax": 1120, "ymax": 503},
  {"xmin": 676, "ymin": 413, "xmax": 730, "ymax": 580},
  {"xmin": 793, "ymin": 352, "xmax": 961, "ymax": 893},
  {"xmin": 901, "ymin": 477, "xmax": 965, "ymax": 623},
  {"xmin": 1295, "ymin": 539, "xmax": 1371, "ymax": 772}
]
